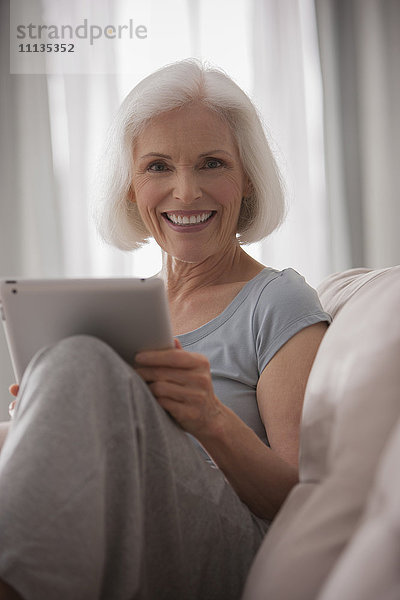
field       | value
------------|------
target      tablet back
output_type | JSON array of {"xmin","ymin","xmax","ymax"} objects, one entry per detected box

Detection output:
[{"xmin": 0, "ymin": 277, "xmax": 173, "ymax": 383}]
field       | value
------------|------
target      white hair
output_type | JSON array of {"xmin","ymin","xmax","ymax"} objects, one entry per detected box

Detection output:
[{"xmin": 93, "ymin": 59, "xmax": 286, "ymax": 250}]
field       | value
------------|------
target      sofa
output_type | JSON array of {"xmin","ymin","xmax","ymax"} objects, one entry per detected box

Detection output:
[{"xmin": 243, "ymin": 265, "xmax": 400, "ymax": 600}]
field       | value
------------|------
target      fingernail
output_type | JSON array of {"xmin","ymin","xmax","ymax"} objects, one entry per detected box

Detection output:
[{"xmin": 8, "ymin": 400, "xmax": 16, "ymax": 419}]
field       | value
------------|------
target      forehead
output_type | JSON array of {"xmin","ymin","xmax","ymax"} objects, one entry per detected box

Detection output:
[{"xmin": 133, "ymin": 103, "xmax": 238, "ymax": 156}]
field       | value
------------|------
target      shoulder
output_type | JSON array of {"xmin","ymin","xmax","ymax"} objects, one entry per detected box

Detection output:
[
  {"xmin": 250, "ymin": 268, "xmax": 325, "ymax": 313},
  {"xmin": 250, "ymin": 268, "xmax": 331, "ymax": 373}
]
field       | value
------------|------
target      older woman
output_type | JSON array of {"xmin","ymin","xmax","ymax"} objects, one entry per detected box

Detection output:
[{"xmin": 0, "ymin": 60, "xmax": 330, "ymax": 600}]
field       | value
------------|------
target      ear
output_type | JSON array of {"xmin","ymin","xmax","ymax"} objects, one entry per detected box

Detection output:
[
  {"xmin": 243, "ymin": 177, "xmax": 253, "ymax": 198},
  {"xmin": 128, "ymin": 184, "xmax": 136, "ymax": 203}
]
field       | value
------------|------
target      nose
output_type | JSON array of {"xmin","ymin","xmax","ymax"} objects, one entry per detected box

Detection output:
[{"xmin": 172, "ymin": 168, "xmax": 202, "ymax": 204}]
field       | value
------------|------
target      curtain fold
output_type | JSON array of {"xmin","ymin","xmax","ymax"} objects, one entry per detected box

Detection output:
[
  {"xmin": 250, "ymin": 0, "xmax": 331, "ymax": 286},
  {"xmin": 0, "ymin": 0, "xmax": 64, "ymax": 418},
  {"xmin": 315, "ymin": 0, "xmax": 400, "ymax": 270},
  {"xmin": 0, "ymin": 1, "xmax": 63, "ymax": 279}
]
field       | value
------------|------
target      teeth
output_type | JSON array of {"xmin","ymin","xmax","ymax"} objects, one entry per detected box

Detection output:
[{"xmin": 166, "ymin": 212, "xmax": 212, "ymax": 225}]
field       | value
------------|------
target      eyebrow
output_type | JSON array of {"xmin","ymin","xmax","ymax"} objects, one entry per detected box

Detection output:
[
  {"xmin": 199, "ymin": 150, "xmax": 233, "ymax": 158},
  {"xmin": 139, "ymin": 152, "xmax": 171, "ymax": 160},
  {"xmin": 138, "ymin": 149, "xmax": 234, "ymax": 160}
]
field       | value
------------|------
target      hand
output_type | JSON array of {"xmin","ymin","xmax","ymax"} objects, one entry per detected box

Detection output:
[
  {"xmin": 8, "ymin": 384, "xmax": 19, "ymax": 419},
  {"xmin": 135, "ymin": 339, "xmax": 224, "ymax": 439}
]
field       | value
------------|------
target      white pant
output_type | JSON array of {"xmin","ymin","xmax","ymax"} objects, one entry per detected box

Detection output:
[{"xmin": 0, "ymin": 336, "xmax": 267, "ymax": 600}]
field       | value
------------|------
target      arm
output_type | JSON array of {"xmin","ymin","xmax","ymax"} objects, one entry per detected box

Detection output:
[
  {"xmin": 135, "ymin": 322, "xmax": 327, "ymax": 520},
  {"xmin": 199, "ymin": 322, "xmax": 328, "ymax": 518}
]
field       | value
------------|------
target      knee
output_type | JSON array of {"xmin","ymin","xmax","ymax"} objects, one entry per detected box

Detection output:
[
  {"xmin": 18, "ymin": 335, "xmax": 137, "ymax": 419},
  {"xmin": 53, "ymin": 334, "xmax": 113, "ymax": 358},
  {"xmin": 51, "ymin": 334, "xmax": 131, "ymax": 376},
  {"xmin": 24, "ymin": 334, "xmax": 132, "ymax": 392}
]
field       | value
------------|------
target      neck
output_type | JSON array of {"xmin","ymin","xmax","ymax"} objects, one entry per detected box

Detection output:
[{"xmin": 161, "ymin": 243, "xmax": 263, "ymax": 300}]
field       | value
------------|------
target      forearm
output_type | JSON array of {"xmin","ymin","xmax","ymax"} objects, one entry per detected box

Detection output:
[
  {"xmin": 197, "ymin": 404, "xmax": 298, "ymax": 521},
  {"xmin": 134, "ymin": 345, "xmax": 299, "ymax": 520},
  {"xmin": 0, "ymin": 421, "xmax": 10, "ymax": 451}
]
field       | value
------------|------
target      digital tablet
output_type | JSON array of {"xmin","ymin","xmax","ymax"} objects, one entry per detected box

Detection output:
[{"xmin": 0, "ymin": 277, "xmax": 173, "ymax": 383}]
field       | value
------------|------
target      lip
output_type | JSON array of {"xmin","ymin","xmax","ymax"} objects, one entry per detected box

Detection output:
[{"xmin": 161, "ymin": 210, "xmax": 216, "ymax": 233}]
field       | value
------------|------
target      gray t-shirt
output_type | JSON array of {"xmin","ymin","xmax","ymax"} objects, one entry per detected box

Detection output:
[{"xmin": 177, "ymin": 268, "xmax": 331, "ymax": 456}]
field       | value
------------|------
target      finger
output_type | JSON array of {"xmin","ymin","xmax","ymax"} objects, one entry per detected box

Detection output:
[
  {"xmin": 155, "ymin": 393, "xmax": 219, "ymax": 437},
  {"xmin": 148, "ymin": 380, "xmax": 209, "ymax": 403},
  {"xmin": 148, "ymin": 381, "xmax": 185, "ymax": 402},
  {"xmin": 9, "ymin": 384, "xmax": 19, "ymax": 397},
  {"xmin": 8, "ymin": 399, "xmax": 16, "ymax": 419},
  {"xmin": 174, "ymin": 338, "xmax": 183, "ymax": 350},
  {"xmin": 139, "ymin": 368, "xmax": 212, "ymax": 393},
  {"xmin": 156, "ymin": 396, "xmax": 192, "ymax": 423},
  {"xmin": 136, "ymin": 366, "xmax": 190, "ymax": 385},
  {"xmin": 155, "ymin": 396, "xmax": 191, "ymax": 430},
  {"xmin": 135, "ymin": 349, "xmax": 209, "ymax": 369}
]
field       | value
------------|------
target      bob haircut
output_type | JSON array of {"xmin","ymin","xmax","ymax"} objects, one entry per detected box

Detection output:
[{"xmin": 94, "ymin": 59, "xmax": 286, "ymax": 250}]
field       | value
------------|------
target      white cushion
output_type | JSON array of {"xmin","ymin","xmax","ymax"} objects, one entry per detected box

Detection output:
[
  {"xmin": 243, "ymin": 266, "xmax": 400, "ymax": 600},
  {"xmin": 317, "ymin": 414, "xmax": 400, "ymax": 600},
  {"xmin": 317, "ymin": 266, "xmax": 395, "ymax": 319}
]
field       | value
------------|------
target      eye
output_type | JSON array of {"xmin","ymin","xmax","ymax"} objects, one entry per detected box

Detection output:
[
  {"xmin": 147, "ymin": 161, "xmax": 169, "ymax": 172},
  {"xmin": 203, "ymin": 158, "xmax": 223, "ymax": 169}
]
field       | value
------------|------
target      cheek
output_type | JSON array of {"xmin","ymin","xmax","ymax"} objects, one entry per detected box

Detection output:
[
  {"xmin": 133, "ymin": 179, "xmax": 162, "ymax": 214},
  {"xmin": 214, "ymin": 177, "xmax": 245, "ymax": 215}
]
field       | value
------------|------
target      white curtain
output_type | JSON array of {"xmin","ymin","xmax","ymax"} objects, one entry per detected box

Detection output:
[
  {"xmin": 250, "ymin": 0, "xmax": 331, "ymax": 284},
  {"xmin": 315, "ymin": 0, "xmax": 400, "ymax": 271},
  {"xmin": 1, "ymin": 0, "xmax": 63, "ymax": 418}
]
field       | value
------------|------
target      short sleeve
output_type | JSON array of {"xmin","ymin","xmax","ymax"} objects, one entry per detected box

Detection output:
[{"xmin": 253, "ymin": 269, "xmax": 331, "ymax": 375}]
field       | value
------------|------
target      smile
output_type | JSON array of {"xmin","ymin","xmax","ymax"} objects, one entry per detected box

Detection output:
[
  {"xmin": 163, "ymin": 211, "xmax": 215, "ymax": 226},
  {"xmin": 162, "ymin": 211, "xmax": 216, "ymax": 232}
]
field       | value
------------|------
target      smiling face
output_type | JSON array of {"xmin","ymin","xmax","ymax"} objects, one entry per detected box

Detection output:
[{"xmin": 130, "ymin": 103, "xmax": 251, "ymax": 263}]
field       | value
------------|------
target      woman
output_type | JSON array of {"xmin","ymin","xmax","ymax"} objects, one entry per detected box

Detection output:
[{"xmin": 0, "ymin": 60, "xmax": 330, "ymax": 599}]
